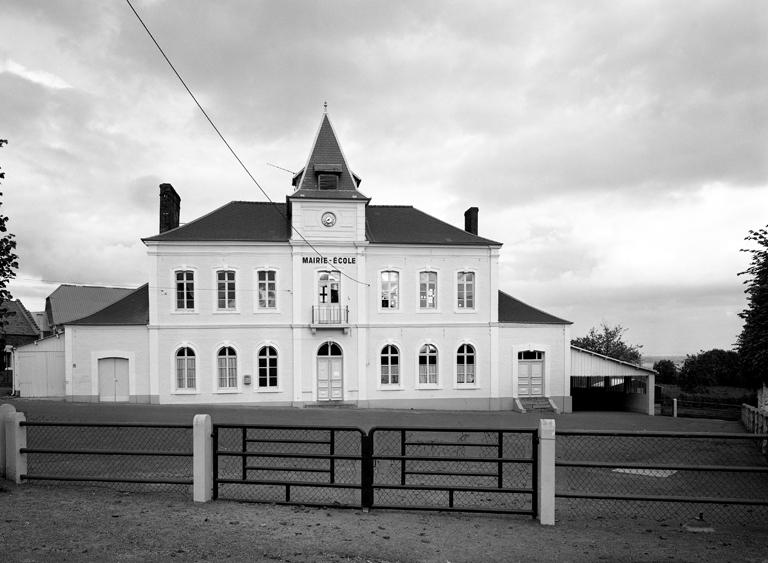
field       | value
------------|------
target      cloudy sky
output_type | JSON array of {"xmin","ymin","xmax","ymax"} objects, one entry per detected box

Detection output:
[{"xmin": 1, "ymin": 0, "xmax": 766, "ymax": 356}]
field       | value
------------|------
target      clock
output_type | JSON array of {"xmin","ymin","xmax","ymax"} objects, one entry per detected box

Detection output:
[{"xmin": 321, "ymin": 211, "xmax": 336, "ymax": 227}]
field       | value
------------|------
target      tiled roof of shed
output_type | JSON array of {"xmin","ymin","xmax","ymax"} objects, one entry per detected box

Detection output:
[
  {"xmin": 0, "ymin": 300, "xmax": 40, "ymax": 336},
  {"xmin": 46, "ymin": 285, "xmax": 135, "ymax": 326},
  {"xmin": 498, "ymin": 291, "xmax": 571, "ymax": 325},
  {"xmin": 68, "ymin": 284, "xmax": 149, "ymax": 326},
  {"xmin": 143, "ymin": 202, "xmax": 501, "ymax": 246}
]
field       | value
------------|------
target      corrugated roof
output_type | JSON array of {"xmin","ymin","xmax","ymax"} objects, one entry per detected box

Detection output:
[
  {"xmin": 143, "ymin": 202, "xmax": 501, "ymax": 246},
  {"xmin": 498, "ymin": 291, "xmax": 571, "ymax": 325},
  {"xmin": 0, "ymin": 300, "xmax": 40, "ymax": 337},
  {"xmin": 69, "ymin": 284, "xmax": 149, "ymax": 326},
  {"xmin": 46, "ymin": 285, "xmax": 135, "ymax": 326}
]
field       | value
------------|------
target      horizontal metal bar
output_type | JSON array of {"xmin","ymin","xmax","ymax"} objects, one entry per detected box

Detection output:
[
  {"xmin": 373, "ymin": 454, "xmax": 531, "ymax": 464},
  {"xmin": 555, "ymin": 491, "xmax": 768, "ymax": 506},
  {"xmin": 217, "ymin": 451, "xmax": 361, "ymax": 461},
  {"xmin": 558, "ymin": 430, "xmax": 768, "ymax": 439},
  {"xmin": 373, "ymin": 484, "xmax": 533, "ymax": 494},
  {"xmin": 556, "ymin": 460, "xmax": 768, "ymax": 473},
  {"xmin": 22, "ymin": 474, "xmax": 192, "ymax": 485},
  {"xmin": 246, "ymin": 438, "xmax": 331, "ymax": 445},
  {"xmin": 21, "ymin": 448, "xmax": 192, "ymax": 457},
  {"xmin": 405, "ymin": 470, "xmax": 498, "ymax": 478},
  {"xmin": 20, "ymin": 422, "xmax": 192, "ymax": 429},
  {"xmin": 371, "ymin": 504, "xmax": 534, "ymax": 516},
  {"xmin": 245, "ymin": 465, "xmax": 330, "ymax": 473},
  {"xmin": 370, "ymin": 426, "xmax": 536, "ymax": 434},
  {"xmin": 214, "ymin": 424, "xmax": 362, "ymax": 434},
  {"xmin": 219, "ymin": 499, "xmax": 362, "ymax": 510},
  {"xmin": 404, "ymin": 441, "xmax": 498, "ymax": 448},
  {"xmin": 216, "ymin": 478, "xmax": 361, "ymax": 489}
]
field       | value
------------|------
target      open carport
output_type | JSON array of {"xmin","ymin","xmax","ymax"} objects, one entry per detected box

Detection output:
[{"xmin": 570, "ymin": 346, "xmax": 656, "ymax": 415}]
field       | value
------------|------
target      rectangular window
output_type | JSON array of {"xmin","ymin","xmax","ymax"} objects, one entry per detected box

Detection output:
[
  {"xmin": 217, "ymin": 270, "xmax": 236, "ymax": 309},
  {"xmin": 257, "ymin": 270, "xmax": 276, "ymax": 309},
  {"xmin": 419, "ymin": 271, "xmax": 437, "ymax": 309},
  {"xmin": 457, "ymin": 271, "xmax": 475, "ymax": 309},
  {"xmin": 176, "ymin": 357, "xmax": 196, "ymax": 389},
  {"xmin": 380, "ymin": 271, "xmax": 399, "ymax": 309},
  {"xmin": 176, "ymin": 271, "xmax": 194, "ymax": 310}
]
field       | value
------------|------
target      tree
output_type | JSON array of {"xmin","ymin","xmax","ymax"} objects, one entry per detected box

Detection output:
[
  {"xmin": 737, "ymin": 225, "xmax": 768, "ymax": 387},
  {"xmin": 677, "ymin": 349, "xmax": 743, "ymax": 391},
  {"xmin": 0, "ymin": 139, "xmax": 19, "ymax": 364},
  {"xmin": 571, "ymin": 322, "xmax": 642, "ymax": 365},
  {"xmin": 653, "ymin": 359, "xmax": 678, "ymax": 384}
]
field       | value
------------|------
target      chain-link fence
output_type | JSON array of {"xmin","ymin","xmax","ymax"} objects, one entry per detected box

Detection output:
[
  {"xmin": 21, "ymin": 422, "xmax": 193, "ymax": 497},
  {"xmin": 370, "ymin": 428, "xmax": 536, "ymax": 515},
  {"xmin": 213, "ymin": 425, "xmax": 363, "ymax": 507},
  {"xmin": 556, "ymin": 431, "xmax": 768, "ymax": 526}
]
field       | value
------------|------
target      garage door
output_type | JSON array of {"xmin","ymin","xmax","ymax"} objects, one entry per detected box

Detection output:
[{"xmin": 98, "ymin": 358, "xmax": 129, "ymax": 402}]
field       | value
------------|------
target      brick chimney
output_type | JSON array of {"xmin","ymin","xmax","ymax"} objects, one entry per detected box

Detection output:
[
  {"xmin": 159, "ymin": 183, "xmax": 180, "ymax": 234},
  {"xmin": 464, "ymin": 207, "xmax": 479, "ymax": 235}
]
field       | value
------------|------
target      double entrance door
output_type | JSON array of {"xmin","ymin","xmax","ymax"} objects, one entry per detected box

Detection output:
[
  {"xmin": 317, "ymin": 342, "xmax": 343, "ymax": 401},
  {"xmin": 98, "ymin": 357, "xmax": 129, "ymax": 402},
  {"xmin": 518, "ymin": 350, "xmax": 544, "ymax": 397}
]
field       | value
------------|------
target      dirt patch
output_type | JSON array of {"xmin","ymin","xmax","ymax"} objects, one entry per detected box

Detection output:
[{"xmin": 2, "ymin": 482, "xmax": 767, "ymax": 562}]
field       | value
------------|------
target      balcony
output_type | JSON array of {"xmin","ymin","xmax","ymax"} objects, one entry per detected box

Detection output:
[{"xmin": 311, "ymin": 305, "xmax": 350, "ymax": 333}]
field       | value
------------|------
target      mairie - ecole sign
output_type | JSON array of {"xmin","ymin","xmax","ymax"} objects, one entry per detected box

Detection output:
[{"xmin": 301, "ymin": 256, "xmax": 356, "ymax": 265}]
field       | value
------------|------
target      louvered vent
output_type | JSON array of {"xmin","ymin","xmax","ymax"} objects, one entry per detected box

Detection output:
[{"xmin": 318, "ymin": 173, "xmax": 338, "ymax": 190}]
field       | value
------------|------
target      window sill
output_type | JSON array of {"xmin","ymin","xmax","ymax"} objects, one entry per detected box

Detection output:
[
  {"xmin": 254, "ymin": 387, "xmax": 282, "ymax": 393},
  {"xmin": 415, "ymin": 385, "xmax": 443, "ymax": 390},
  {"xmin": 253, "ymin": 308, "xmax": 280, "ymax": 314},
  {"xmin": 416, "ymin": 309, "xmax": 441, "ymax": 314},
  {"xmin": 378, "ymin": 385, "xmax": 403, "ymax": 391},
  {"xmin": 453, "ymin": 308, "xmax": 477, "ymax": 314},
  {"xmin": 171, "ymin": 310, "xmax": 198, "ymax": 315},
  {"xmin": 454, "ymin": 384, "xmax": 479, "ymax": 390},
  {"xmin": 212, "ymin": 309, "xmax": 240, "ymax": 315},
  {"xmin": 214, "ymin": 388, "xmax": 241, "ymax": 394}
]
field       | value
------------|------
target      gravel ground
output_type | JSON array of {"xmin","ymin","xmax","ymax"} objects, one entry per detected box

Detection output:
[{"xmin": 2, "ymin": 481, "xmax": 767, "ymax": 562}]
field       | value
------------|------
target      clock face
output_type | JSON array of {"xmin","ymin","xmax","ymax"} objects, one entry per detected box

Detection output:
[{"xmin": 321, "ymin": 211, "xmax": 336, "ymax": 227}]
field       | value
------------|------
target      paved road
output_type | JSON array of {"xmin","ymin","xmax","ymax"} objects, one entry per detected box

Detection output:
[{"xmin": 2, "ymin": 397, "xmax": 744, "ymax": 432}]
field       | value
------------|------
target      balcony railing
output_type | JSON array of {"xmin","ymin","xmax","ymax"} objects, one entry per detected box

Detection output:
[{"xmin": 311, "ymin": 305, "xmax": 349, "ymax": 328}]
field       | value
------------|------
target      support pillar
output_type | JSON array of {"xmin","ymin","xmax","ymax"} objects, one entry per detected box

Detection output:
[
  {"xmin": 5, "ymin": 411, "xmax": 26, "ymax": 484},
  {"xmin": 0, "ymin": 403, "xmax": 16, "ymax": 478},
  {"xmin": 538, "ymin": 418, "xmax": 555, "ymax": 525},
  {"xmin": 193, "ymin": 414, "xmax": 212, "ymax": 502}
]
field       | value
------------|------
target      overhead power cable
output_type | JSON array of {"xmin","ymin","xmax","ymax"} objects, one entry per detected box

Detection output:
[{"xmin": 124, "ymin": 0, "xmax": 369, "ymax": 287}]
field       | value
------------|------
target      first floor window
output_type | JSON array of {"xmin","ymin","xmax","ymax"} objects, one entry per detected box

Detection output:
[
  {"xmin": 418, "ymin": 344, "xmax": 438, "ymax": 384},
  {"xmin": 381, "ymin": 271, "xmax": 399, "ymax": 309},
  {"xmin": 217, "ymin": 347, "xmax": 237, "ymax": 388},
  {"xmin": 456, "ymin": 344, "xmax": 475, "ymax": 384},
  {"xmin": 258, "ymin": 346, "xmax": 278, "ymax": 388},
  {"xmin": 176, "ymin": 270, "xmax": 194, "ymax": 310},
  {"xmin": 176, "ymin": 347, "xmax": 196, "ymax": 389},
  {"xmin": 419, "ymin": 271, "xmax": 437, "ymax": 309},
  {"xmin": 457, "ymin": 271, "xmax": 475, "ymax": 309},
  {"xmin": 257, "ymin": 270, "xmax": 276, "ymax": 309},
  {"xmin": 217, "ymin": 270, "xmax": 236, "ymax": 309},
  {"xmin": 380, "ymin": 345, "xmax": 400, "ymax": 385}
]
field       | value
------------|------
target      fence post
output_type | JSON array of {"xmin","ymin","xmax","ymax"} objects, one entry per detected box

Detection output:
[
  {"xmin": 193, "ymin": 414, "xmax": 212, "ymax": 503},
  {"xmin": 361, "ymin": 431, "xmax": 374, "ymax": 511},
  {"xmin": 0, "ymin": 403, "xmax": 16, "ymax": 478},
  {"xmin": 5, "ymin": 411, "xmax": 26, "ymax": 484},
  {"xmin": 673, "ymin": 398, "xmax": 678, "ymax": 418},
  {"xmin": 537, "ymin": 418, "xmax": 555, "ymax": 526}
]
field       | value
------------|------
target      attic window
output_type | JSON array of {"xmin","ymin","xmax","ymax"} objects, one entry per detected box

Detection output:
[{"xmin": 318, "ymin": 173, "xmax": 338, "ymax": 190}]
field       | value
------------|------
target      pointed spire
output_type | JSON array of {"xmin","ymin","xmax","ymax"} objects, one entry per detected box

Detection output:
[{"xmin": 291, "ymin": 111, "xmax": 368, "ymax": 200}]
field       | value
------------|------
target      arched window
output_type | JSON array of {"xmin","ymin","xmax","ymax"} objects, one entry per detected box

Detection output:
[
  {"xmin": 318, "ymin": 341, "xmax": 342, "ymax": 357},
  {"xmin": 176, "ymin": 347, "xmax": 196, "ymax": 389},
  {"xmin": 418, "ymin": 344, "xmax": 438, "ymax": 384},
  {"xmin": 217, "ymin": 346, "xmax": 237, "ymax": 388},
  {"xmin": 380, "ymin": 345, "xmax": 400, "ymax": 385},
  {"xmin": 258, "ymin": 346, "xmax": 278, "ymax": 388},
  {"xmin": 456, "ymin": 344, "xmax": 475, "ymax": 384}
]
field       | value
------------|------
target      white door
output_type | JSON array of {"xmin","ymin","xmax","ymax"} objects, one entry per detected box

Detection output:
[
  {"xmin": 518, "ymin": 351, "xmax": 544, "ymax": 397},
  {"xmin": 98, "ymin": 358, "xmax": 129, "ymax": 402},
  {"xmin": 317, "ymin": 342, "xmax": 343, "ymax": 401}
]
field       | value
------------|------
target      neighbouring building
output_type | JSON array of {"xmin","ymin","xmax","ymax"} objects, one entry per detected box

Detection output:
[{"xmin": 14, "ymin": 112, "xmax": 656, "ymax": 413}]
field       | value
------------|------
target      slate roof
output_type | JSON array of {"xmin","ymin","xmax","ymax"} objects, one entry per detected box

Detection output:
[
  {"xmin": 498, "ymin": 291, "xmax": 571, "ymax": 325},
  {"xmin": 68, "ymin": 284, "xmax": 149, "ymax": 326},
  {"xmin": 0, "ymin": 300, "xmax": 40, "ymax": 336},
  {"xmin": 291, "ymin": 114, "xmax": 369, "ymax": 200},
  {"xmin": 46, "ymin": 285, "xmax": 135, "ymax": 326},
  {"xmin": 143, "ymin": 202, "xmax": 501, "ymax": 246}
]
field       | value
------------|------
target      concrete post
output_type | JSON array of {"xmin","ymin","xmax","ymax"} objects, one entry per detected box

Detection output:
[
  {"xmin": 647, "ymin": 373, "xmax": 655, "ymax": 416},
  {"xmin": 193, "ymin": 414, "xmax": 213, "ymax": 502},
  {"xmin": 0, "ymin": 403, "xmax": 16, "ymax": 478},
  {"xmin": 673, "ymin": 398, "xmax": 678, "ymax": 418},
  {"xmin": 5, "ymin": 411, "xmax": 26, "ymax": 484},
  {"xmin": 538, "ymin": 418, "xmax": 556, "ymax": 526}
]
